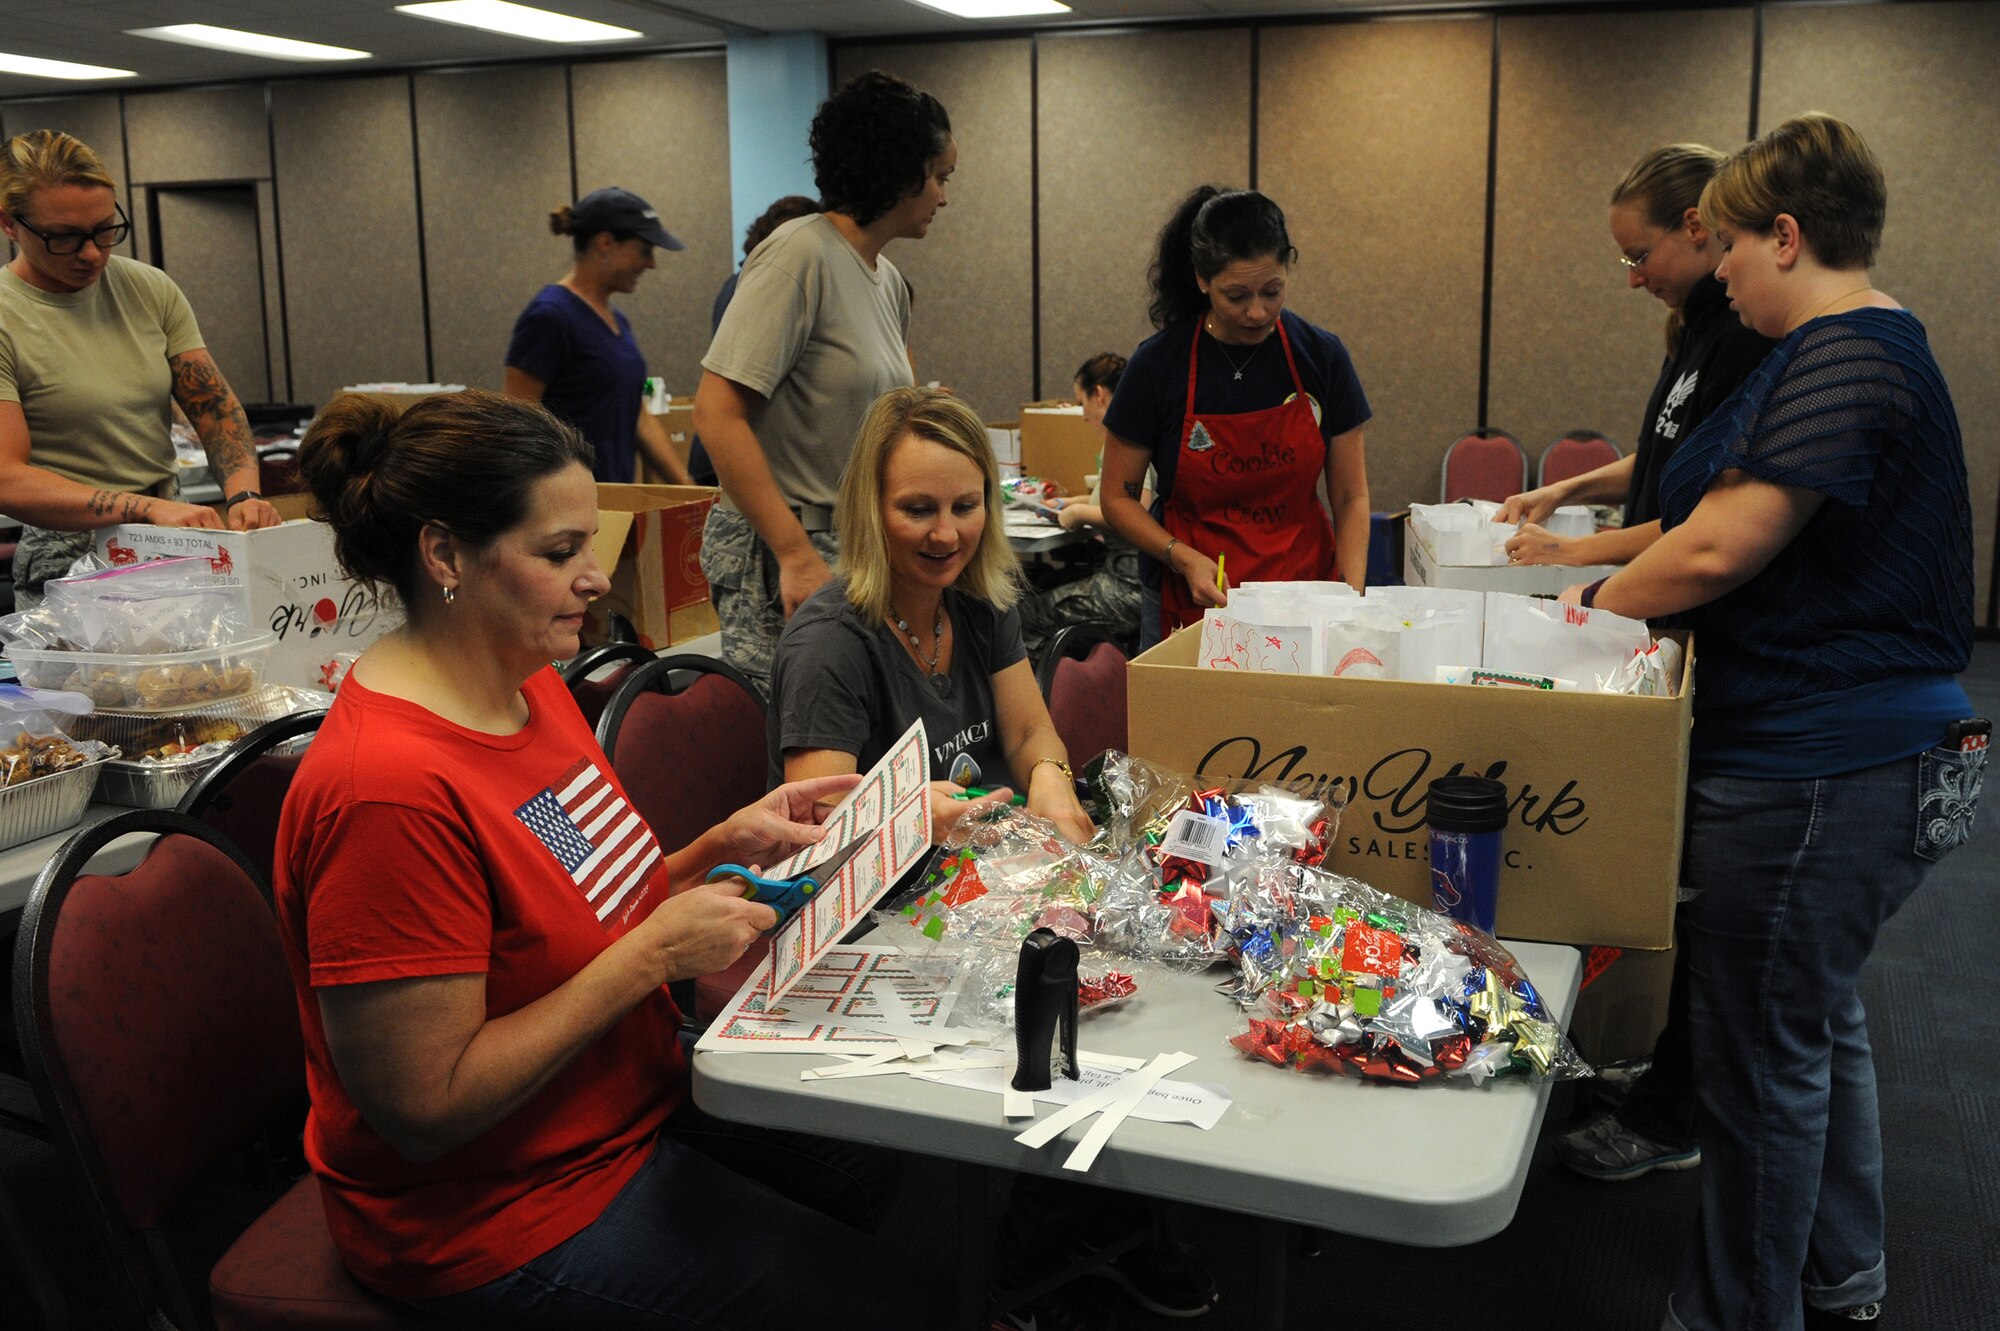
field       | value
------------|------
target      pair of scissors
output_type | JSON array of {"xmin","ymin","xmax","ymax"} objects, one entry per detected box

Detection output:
[{"xmin": 705, "ymin": 832, "xmax": 873, "ymax": 930}]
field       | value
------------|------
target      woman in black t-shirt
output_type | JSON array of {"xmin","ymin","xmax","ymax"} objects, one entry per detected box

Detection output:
[
  {"xmin": 770, "ymin": 387, "xmax": 1091, "ymax": 844},
  {"xmin": 1499, "ymin": 144, "xmax": 1772, "ymax": 566}
]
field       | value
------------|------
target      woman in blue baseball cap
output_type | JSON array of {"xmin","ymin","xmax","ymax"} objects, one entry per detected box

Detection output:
[{"xmin": 504, "ymin": 185, "xmax": 692, "ymax": 485}]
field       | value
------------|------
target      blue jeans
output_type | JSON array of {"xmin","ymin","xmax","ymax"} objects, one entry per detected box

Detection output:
[
  {"xmin": 1664, "ymin": 755, "xmax": 1948, "ymax": 1331},
  {"xmin": 406, "ymin": 1101, "xmax": 935, "ymax": 1329}
]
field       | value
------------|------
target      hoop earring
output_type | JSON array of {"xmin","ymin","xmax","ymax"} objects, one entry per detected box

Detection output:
[{"xmin": 441, "ymin": 585, "xmax": 456, "ymax": 605}]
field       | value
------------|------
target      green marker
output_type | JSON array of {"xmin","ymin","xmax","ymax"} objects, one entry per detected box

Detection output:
[{"xmin": 950, "ymin": 787, "xmax": 1026, "ymax": 806}]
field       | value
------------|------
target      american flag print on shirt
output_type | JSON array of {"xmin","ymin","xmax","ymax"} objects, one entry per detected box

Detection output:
[{"xmin": 515, "ymin": 757, "xmax": 662, "ymax": 928}]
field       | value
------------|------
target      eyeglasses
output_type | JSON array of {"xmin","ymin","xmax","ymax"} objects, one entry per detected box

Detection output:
[
  {"xmin": 1618, "ymin": 225, "xmax": 1680, "ymax": 272},
  {"xmin": 11, "ymin": 201, "xmax": 130, "ymax": 256}
]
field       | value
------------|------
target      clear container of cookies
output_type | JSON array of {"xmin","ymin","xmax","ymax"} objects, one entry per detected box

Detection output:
[{"xmin": 6, "ymin": 636, "xmax": 274, "ymax": 710}]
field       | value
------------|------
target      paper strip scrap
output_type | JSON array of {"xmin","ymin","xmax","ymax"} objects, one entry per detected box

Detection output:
[
  {"xmin": 1003, "ymin": 1090, "xmax": 1035, "ymax": 1119},
  {"xmin": 1014, "ymin": 1051, "xmax": 1197, "ymax": 1150},
  {"xmin": 1063, "ymin": 1053, "xmax": 1196, "ymax": 1172}
]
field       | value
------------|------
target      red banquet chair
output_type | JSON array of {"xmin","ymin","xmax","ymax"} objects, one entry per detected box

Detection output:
[
  {"xmin": 560, "ymin": 640, "xmax": 660, "ymax": 731},
  {"xmin": 1439, "ymin": 429, "xmax": 1529, "ymax": 503},
  {"xmin": 1537, "ymin": 429, "xmax": 1622, "ymax": 489},
  {"xmin": 1036, "ymin": 625, "xmax": 1130, "ymax": 768},
  {"xmin": 176, "ymin": 708, "xmax": 329, "ymax": 898},
  {"xmin": 12, "ymin": 808, "xmax": 446, "ymax": 1330},
  {"xmin": 596, "ymin": 653, "xmax": 771, "ymax": 1024}
]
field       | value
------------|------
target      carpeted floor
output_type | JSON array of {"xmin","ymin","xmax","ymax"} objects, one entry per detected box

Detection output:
[{"xmin": 4, "ymin": 646, "xmax": 1996, "ymax": 1331}]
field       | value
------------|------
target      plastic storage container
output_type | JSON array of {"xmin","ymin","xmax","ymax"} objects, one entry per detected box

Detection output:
[{"xmin": 6, "ymin": 635, "xmax": 274, "ymax": 709}]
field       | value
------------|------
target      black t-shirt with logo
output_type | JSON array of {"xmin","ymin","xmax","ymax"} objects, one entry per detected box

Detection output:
[
  {"xmin": 769, "ymin": 579, "xmax": 1025, "ymax": 789},
  {"xmin": 1624, "ymin": 273, "xmax": 1775, "ymax": 527}
]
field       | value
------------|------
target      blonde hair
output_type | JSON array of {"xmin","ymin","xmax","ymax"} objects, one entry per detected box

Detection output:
[
  {"xmin": 1613, "ymin": 143, "xmax": 1727, "ymax": 354},
  {"xmin": 1701, "ymin": 113, "xmax": 1885, "ymax": 270},
  {"xmin": 0, "ymin": 129, "xmax": 114, "ymax": 216},
  {"xmin": 836, "ymin": 387, "xmax": 1021, "ymax": 623}
]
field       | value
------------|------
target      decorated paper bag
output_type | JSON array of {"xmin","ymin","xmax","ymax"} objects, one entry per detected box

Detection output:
[{"xmin": 1482, "ymin": 592, "xmax": 1650, "ymax": 686}]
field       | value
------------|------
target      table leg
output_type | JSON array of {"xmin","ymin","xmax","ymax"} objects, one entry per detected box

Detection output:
[
  {"xmin": 1252, "ymin": 1215, "xmax": 1289, "ymax": 1324},
  {"xmin": 952, "ymin": 1159, "xmax": 992, "ymax": 1329}
]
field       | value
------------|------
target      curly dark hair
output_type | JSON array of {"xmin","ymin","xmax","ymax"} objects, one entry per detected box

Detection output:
[{"xmin": 810, "ymin": 71, "xmax": 951, "ymax": 227}]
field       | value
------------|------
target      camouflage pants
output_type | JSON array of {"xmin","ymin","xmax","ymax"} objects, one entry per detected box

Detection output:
[
  {"xmin": 13, "ymin": 527, "xmax": 100, "ymax": 611},
  {"xmin": 1018, "ymin": 547, "xmax": 1142, "ymax": 664},
  {"xmin": 700, "ymin": 505, "xmax": 840, "ymax": 696}
]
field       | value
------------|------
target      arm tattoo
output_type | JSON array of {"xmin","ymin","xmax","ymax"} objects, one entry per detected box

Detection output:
[
  {"xmin": 1122, "ymin": 481, "xmax": 1142, "ymax": 499},
  {"xmin": 86, "ymin": 489, "xmax": 151, "ymax": 523},
  {"xmin": 170, "ymin": 352, "xmax": 256, "ymax": 483}
]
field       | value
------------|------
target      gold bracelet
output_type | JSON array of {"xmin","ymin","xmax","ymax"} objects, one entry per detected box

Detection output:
[{"xmin": 1031, "ymin": 756, "xmax": 1074, "ymax": 783}]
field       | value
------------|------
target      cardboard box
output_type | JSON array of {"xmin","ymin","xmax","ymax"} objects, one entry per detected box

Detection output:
[
  {"xmin": 1566, "ymin": 943, "xmax": 1677, "ymax": 1065},
  {"xmin": 641, "ymin": 396, "xmax": 696, "ymax": 484},
  {"xmin": 95, "ymin": 493, "xmax": 402, "ymax": 693},
  {"xmin": 1405, "ymin": 516, "xmax": 1622, "ymax": 596},
  {"xmin": 334, "ymin": 384, "xmax": 463, "ymax": 417},
  {"xmin": 1019, "ymin": 406, "xmax": 1101, "ymax": 497},
  {"xmin": 585, "ymin": 484, "xmax": 719, "ymax": 650},
  {"xmin": 1125, "ymin": 623, "xmax": 1693, "ymax": 949}
]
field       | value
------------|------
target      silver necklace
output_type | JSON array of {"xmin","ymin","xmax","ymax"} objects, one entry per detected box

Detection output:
[
  {"xmin": 1206, "ymin": 320, "xmax": 1266, "ymax": 380},
  {"xmin": 892, "ymin": 601, "xmax": 950, "ymax": 695}
]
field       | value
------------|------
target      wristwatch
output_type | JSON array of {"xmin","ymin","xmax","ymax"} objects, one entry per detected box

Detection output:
[{"xmin": 223, "ymin": 489, "xmax": 263, "ymax": 509}]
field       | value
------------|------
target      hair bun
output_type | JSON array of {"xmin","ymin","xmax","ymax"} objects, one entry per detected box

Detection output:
[{"xmin": 549, "ymin": 205, "xmax": 574, "ymax": 236}]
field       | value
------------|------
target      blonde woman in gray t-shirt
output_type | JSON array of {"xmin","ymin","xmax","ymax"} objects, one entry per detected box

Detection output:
[{"xmin": 694, "ymin": 72, "xmax": 954, "ymax": 694}]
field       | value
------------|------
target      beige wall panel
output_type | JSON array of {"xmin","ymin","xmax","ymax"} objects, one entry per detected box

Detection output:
[
  {"xmin": 1761, "ymin": 2, "xmax": 2000, "ymax": 627},
  {"xmin": 1038, "ymin": 29, "xmax": 1251, "ymax": 402},
  {"xmin": 571, "ymin": 53, "xmax": 732, "ymax": 398},
  {"xmin": 1260, "ymin": 17, "xmax": 1492, "ymax": 514},
  {"xmin": 123, "ymin": 86, "xmax": 270, "ymax": 183},
  {"xmin": 0, "ymin": 96, "xmax": 134, "ymax": 258},
  {"xmin": 837, "ymin": 40, "xmax": 1034, "ymax": 422},
  {"xmin": 255, "ymin": 179, "xmax": 287, "ymax": 401},
  {"xmin": 154, "ymin": 187, "xmax": 269, "ymax": 402},
  {"xmin": 271, "ymin": 77, "xmax": 427, "ymax": 408},
  {"xmin": 1489, "ymin": 11, "xmax": 1754, "ymax": 465},
  {"xmin": 415, "ymin": 66, "xmax": 572, "ymax": 392}
]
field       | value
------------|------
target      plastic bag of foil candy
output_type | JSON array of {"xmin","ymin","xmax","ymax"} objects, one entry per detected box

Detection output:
[
  {"xmin": 872, "ymin": 804, "xmax": 1137, "ymax": 1028},
  {"xmin": 1085, "ymin": 751, "xmax": 1340, "ymax": 971},
  {"xmin": 1224, "ymin": 868, "xmax": 1590, "ymax": 1085}
]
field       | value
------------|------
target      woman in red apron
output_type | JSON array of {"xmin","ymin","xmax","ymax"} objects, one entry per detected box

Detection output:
[{"xmin": 1100, "ymin": 187, "xmax": 1372, "ymax": 645}]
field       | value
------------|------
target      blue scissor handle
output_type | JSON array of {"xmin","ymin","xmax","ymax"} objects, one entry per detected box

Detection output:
[{"xmin": 705, "ymin": 864, "xmax": 820, "ymax": 929}]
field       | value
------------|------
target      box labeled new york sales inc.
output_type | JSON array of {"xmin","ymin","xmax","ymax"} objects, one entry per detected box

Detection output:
[{"xmin": 1126, "ymin": 623, "xmax": 1694, "ymax": 949}]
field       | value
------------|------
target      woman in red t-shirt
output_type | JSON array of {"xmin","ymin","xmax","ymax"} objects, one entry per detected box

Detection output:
[{"xmin": 275, "ymin": 388, "xmax": 932, "ymax": 1328}]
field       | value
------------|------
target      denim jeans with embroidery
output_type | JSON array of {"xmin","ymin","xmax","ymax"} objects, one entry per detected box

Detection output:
[{"xmin": 1664, "ymin": 749, "xmax": 1980, "ymax": 1331}]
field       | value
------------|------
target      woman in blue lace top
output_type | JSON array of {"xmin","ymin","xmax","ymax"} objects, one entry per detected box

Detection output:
[{"xmin": 1562, "ymin": 114, "xmax": 1979, "ymax": 1331}]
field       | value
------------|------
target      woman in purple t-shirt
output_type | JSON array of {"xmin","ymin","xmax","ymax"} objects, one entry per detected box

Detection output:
[{"xmin": 504, "ymin": 186, "xmax": 691, "ymax": 485}]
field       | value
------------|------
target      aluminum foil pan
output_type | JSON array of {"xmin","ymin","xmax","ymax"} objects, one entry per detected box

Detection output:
[
  {"xmin": 0, "ymin": 754, "xmax": 113, "ymax": 852},
  {"xmin": 96, "ymin": 749, "xmax": 227, "ymax": 810}
]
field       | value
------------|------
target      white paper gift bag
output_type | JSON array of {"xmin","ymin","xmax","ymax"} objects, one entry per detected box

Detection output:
[{"xmin": 1481, "ymin": 592, "xmax": 1651, "ymax": 686}]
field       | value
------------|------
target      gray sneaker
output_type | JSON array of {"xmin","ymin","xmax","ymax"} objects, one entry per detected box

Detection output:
[{"xmin": 1558, "ymin": 1115, "xmax": 1701, "ymax": 1181}]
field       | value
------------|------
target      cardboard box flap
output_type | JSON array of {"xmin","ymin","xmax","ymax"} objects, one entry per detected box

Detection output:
[{"xmin": 593, "ymin": 508, "xmax": 636, "ymax": 569}]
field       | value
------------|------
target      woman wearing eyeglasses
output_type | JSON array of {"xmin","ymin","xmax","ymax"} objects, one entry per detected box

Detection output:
[
  {"xmin": 0, "ymin": 129, "xmax": 281, "ymax": 607},
  {"xmin": 1497, "ymin": 145, "xmax": 1772, "ymax": 567}
]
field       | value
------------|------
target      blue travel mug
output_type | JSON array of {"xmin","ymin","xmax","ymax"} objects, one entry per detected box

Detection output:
[{"xmin": 1426, "ymin": 776, "xmax": 1509, "ymax": 934}]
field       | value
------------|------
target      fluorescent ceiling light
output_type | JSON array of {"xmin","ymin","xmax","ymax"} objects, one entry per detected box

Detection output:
[
  {"xmin": 907, "ymin": 0, "xmax": 1073, "ymax": 16},
  {"xmin": 394, "ymin": 1, "xmax": 642, "ymax": 44},
  {"xmin": 0, "ymin": 52, "xmax": 136, "ymax": 80},
  {"xmin": 127, "ymin": 25, "xmax": 370, "ymax": 62}
]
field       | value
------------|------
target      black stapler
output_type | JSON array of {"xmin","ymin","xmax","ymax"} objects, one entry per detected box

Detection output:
[{"xmin": 1011, "ymin": 927, "xmax": 1080, "ymax": 1092}]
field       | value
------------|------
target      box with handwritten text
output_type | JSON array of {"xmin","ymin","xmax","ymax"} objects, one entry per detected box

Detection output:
[
  {"xmin": 93, "ymin": 493, "xmax": 402, "ymax": 693},
  {"xmin": 1126, "ymin": 622, "xmax": 1692, "ymax": 949}
]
